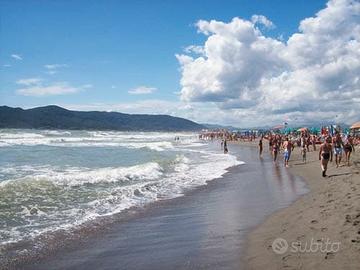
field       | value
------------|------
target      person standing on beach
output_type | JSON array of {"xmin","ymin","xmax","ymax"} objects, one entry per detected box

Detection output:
[
  {"xmin": 259, "ymin": 136, "xmax": 263, "ymax": 156},
  {"xmin": 269, "ymin": 135, "xmax": 273, "ymax": 152},
  {"xmin": 332, "ymin": 132, "xmax": 344, "ymax": 168},
  {"xmin": 312, "ymin": 135, "xmax": 316, "ymax": 151},
  {"xmin": 344, "ymin": 135, "xmax": 354, "ymax": 166},
  {"xmin": 319, "ymin": 136, "xmax": 333, "ymax": 177},
  {"xmin": 223, "ymin": 139, "xmax": 228, "ymax": 154},
  {"xmin": 301, "ymin": 145, "xmax": 307, "ymax": 163},
  {"xmin": 282, "ymin": 137, "xmax": 292, "ymax": 167},
  {"xmin": 272, "ymin": 138, "xmax": 279, "ymax": 162}
]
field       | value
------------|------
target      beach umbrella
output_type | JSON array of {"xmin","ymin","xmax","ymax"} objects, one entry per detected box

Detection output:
[
  {"xmin": 272, "ymin": 124, "xmax": 284, "ymax": 130},
  {"xmin": 350, "ymin": 121, "xmax": 360, "ymax": 129},
  {"xmin": 297, "ymin": 127, "xmax": 308, "ymax": 132}
]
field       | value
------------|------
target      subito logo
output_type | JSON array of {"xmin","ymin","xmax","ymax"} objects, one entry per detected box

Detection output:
[{"xmin": 272, "ymin": 238, "xmax": 288, "ymax": 254}]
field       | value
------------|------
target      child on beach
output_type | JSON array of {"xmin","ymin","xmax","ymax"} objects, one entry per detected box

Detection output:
[{"xmin": 301, "ymin": 145, "xmax": 307, "ymax": 163}]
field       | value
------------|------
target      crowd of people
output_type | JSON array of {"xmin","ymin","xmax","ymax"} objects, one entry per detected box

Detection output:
[
  {"xmin": 262, "ymin": 131, "xmax": 356, "ymax": 176},
  {"xmin": 200, "ymin": 127, "xmax": 359, "ymax": 177}
]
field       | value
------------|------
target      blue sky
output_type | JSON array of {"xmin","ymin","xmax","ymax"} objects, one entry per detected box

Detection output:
[{"xmin": 1, "ymin": 0, "xmax": 359, "ymax": 126}]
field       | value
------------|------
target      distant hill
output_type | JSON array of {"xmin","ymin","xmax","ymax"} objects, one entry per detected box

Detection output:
[
  {"xmin": 0, "ymin": 105, "xmax": 205, "ymax": 131},
  {"xmin": 202, "ymin": 123, "xmax": 242, "ymax": 131}
]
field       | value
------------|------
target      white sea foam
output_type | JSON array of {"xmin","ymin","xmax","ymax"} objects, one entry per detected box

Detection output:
[
  {"xmin": 0, "ymin": 133, "xmax": 178, "ymax": 151},
  {"xmin": 0, "ymin": 129, "xmax": 244, "ymax": 246},
  {"xmin": 0, "ymin": 162, "xmax": 164, "ymax": 187}
]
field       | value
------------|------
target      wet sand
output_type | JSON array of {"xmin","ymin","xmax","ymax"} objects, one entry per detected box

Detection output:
[
  {"xmin": 246, "ymin": 146, "xmax": 360, "ymax": 269},
  {"xmin": 17, "ymin": 143, "xmax": 307, "ymax": 270}
]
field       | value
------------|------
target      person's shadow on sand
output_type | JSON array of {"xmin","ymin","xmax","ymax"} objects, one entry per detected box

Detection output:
[{"xmin": 328, "ymin": 172, "xmax": 352, "ymax": 178}]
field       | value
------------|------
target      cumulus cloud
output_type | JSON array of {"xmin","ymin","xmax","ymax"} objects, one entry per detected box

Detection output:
[
  {"xmin": 16, "ymin": 79, "xmax": 91, "ymax": 97},
  {"xmin": 184, "ymin": 45, "xmax": 205, "ymax": 55},
  {"xmin": 251, "ymin": 15, "xmax": 275, "ymax": 29},
  {"xmin": 11, "ymin": 54, "xmax": 23, "ymax": 60},
  {"xmin": 177, "ymin": 0, "xmax": 360, "ymax": 126},
  {"xmin": 128, "ymin": 86, "xmax": 157, "ymax": 95}
]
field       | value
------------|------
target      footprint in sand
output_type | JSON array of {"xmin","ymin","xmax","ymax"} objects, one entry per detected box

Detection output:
[
  {"xmin": 321, "ymin": 227, "xmax": 328, "ymax": 232},
  {"xmin": 351, "ymin": 238, "xmax": 360, "ymax": 243},
  {"xmin": 325, "ymin": 252, "xmax": 335, "ymax": 259},
  {"xmin": 311, "ymin": 220, "xmax": 318, "ymax": 224}
]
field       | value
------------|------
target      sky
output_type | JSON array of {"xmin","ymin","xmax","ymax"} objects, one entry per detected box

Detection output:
[{"xmin": 1, "ymin": 0, "xmax": 359, "ymax": 127}]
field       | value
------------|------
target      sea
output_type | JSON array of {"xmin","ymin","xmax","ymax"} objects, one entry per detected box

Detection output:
[{"xmin": 0, "ymin": 129, "xmax": 241, "ymax": 249}]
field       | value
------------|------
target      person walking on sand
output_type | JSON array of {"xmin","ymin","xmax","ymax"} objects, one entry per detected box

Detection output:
[
  {"xmin": 319, "ymin": 136, "xmax": 333, "ymax": 177},
  {"xmin": 259, "ymin": 136, "xmax": 263, "ymax": 156},
  {"xmin": 272, "ymin": 138, "xmax": 279, "ymax": 162},
  {"xmin": 301, "ymin": 144, "xmax": 307, "ymax": 163},
  {"xmin": 269, "ymin": 135, "xmax": 273, "ymax": 153},
  {"xmin": 312, "ymin": 135, "xmax": 317, "ymax": 151},
  {"xmin": 282, "ymin": 137, "xmax": 292, "ymax": 167},
  {"xmin": 332, "ymin": 132, "xmax": 344, "ymax": 168},
  {"xmin": 344, "ymin": 135, "xmax": 354, "ymax": 166}
]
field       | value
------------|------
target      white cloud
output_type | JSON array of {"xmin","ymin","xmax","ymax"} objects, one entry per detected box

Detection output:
[
  {"xmin": 251, "ymin": 15, "xmax": 275, "ymax": 29},
  {"xmin": 16, "ymin": 80, "xmax": 91, "ymax": 97},
  {"xmin": 44, "ymin": 64, "xmax": 68, "ymax": 75},
  {"xmin": 44, "ymin": 64, "xmax": 68, "ymax": 70},
  {"xmin": 184, "ymin": 45, "xmax": 205, "ymax": 55},
  {"xmin": 11, "ymin": 54, "xmax": 23, "ymax": 60},
  {"xmin": 16, "ymin": 78, "xmax": 43, "ymax": 86},
  {"xmin": 128, "ymin": 86, "xmax": 157, "ymax": 95},
  {"xmin": 176, "ymin": 0, "xmax": 360, "ymax": 126}
]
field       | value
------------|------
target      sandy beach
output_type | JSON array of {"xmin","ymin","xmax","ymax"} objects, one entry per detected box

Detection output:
[
  {"xmin": 2, "ymin": 140, "xmax": 359, "ymax": 270},
  {"xmin": 246, "ymin": 145, "xmax": 360, "ymax": 269}
]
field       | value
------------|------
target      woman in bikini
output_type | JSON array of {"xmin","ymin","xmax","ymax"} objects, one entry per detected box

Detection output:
[{"xmin": 319, "ymin": 136, "xmax": 333, "ymax": 177}]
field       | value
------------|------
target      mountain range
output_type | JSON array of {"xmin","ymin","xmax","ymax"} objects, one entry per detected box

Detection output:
[{"xmin": 0, "ymin": 105, "xmax": 205, "ymax": 131}]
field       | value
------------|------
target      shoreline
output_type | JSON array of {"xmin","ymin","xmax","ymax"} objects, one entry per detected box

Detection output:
[
  {"xmin": 12, "ymin": 142, "xmax": 307, "ymax": 270},
  {"xmin": 245, "ymin": 144, "xmax": 360, "ymax": 269}
]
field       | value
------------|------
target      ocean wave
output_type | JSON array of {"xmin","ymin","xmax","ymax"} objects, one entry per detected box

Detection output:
[
  {"xmin": 0, "ymin": 136, "xmax": 177, "ymax": 151},
  {"xmin": 0, "ymin": 130, "xmax": 243, "ymax": 248},
  {"xmin": 0, "ymin": 162, "xmax": 164, "ymax": 188}
]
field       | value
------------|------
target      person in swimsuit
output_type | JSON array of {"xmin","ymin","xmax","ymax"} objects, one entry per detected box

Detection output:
[
  {"xmin": 344, "ymin": 135, "xmax": 354, "ymax": 166},
  {"xmin": 319, "ymin": 136, "xmax": 333, "ymax": 177},
  {"xmin": 269, "ymin": 135, "xmax": 273, "ymax": 152},
  {"xmin": 223, "ymin": 139, "xmax": 228, "ymax": 154},
  {"xmin": 259, "ymin": 136, "xmax": 263, "ymax": 156},
  {"xmin": 312, "ymin": 135, "xmax": 316, "ymax": 151},
  {"xmin": 301, "ymin": 144, "xmax": 307, "ymax": 163},
  {"xmin": 282, "ymin": 137, "xmax": 292, "ymax": 167},
  {"xmin": 272, "ymin": 138, "xmax": 279, "ymax": 162},
  {"xmin": 332, "ymin": 133, "xmax": 344, "ymax": 168}
]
